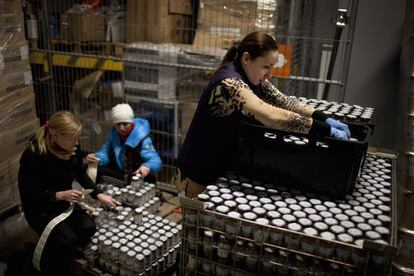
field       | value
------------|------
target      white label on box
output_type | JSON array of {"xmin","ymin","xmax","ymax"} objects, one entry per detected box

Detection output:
[
  {"xmin": 112, "ymin": 81, "xmax": 124, "ymax": 98},
  {"xmin": 24, "ymin": 71, "xmax": 33, "ymax": 85},
  {"xmin": 20, "ymin": 46, "xmax": 29, "ymax": 60},
  {"xmin": 210, "ymin": 27, "xmax": 241, "ymax": 36}
]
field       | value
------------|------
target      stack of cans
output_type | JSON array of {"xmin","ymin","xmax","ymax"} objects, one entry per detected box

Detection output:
[
  {"xmin": 181, "ymin": 154, "xmax": 395, "ymax": 275},
  {"xmin": 290, "ymin": 96, "xmax": 375, "ymax": 123},
  {"xmin": 84, "ymin": 211, "xmax": 182, "ymax": 275}
]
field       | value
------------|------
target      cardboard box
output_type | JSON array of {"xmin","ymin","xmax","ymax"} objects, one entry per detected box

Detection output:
[
  {"xmin": 0, "ymin": 60, "xmax": 32, "ymax": 96},
  {"xmin": 0, "ymin": 0, "xmax": 22, "ymax": 14},
  {"xmin": 61, "ymin": 9, "xmax": 105, "ymax": 42},
  {"xmin": 0, "ymin": 153, "xmax": 21, "ymax": 213},
  {"xmin": 127, "ymin": 0, "xmax": 194, "ymax": 44},
  {"xmin": 0, "ymin": 86, "xmax": 37, "ymax": 130},
  {"xmin": 0, "ymin": 117, "xmax": 39, "ymax": 163},
  {"xmin": 193, "ymin": 29, "xmax": 239, "ymax": 49},
  {"xmin": 197, "ymin": 0, "xmax": 276, "ymax": 34}
]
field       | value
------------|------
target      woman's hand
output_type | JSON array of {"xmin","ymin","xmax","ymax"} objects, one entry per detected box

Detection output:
[
  {"xmin": 97, "ymin": 193, "xmax": 117, "ymax": 209},
  {"xmin": 56, "ymin": 189, "xmax": 83, "ymax": 203},
  {"xmin": 135, "ymin": 166, "xmax": 150, "ymax": 178},
  {"xmin": 86, "ymin": 153, "xmax": 99, "ymax": 164}
]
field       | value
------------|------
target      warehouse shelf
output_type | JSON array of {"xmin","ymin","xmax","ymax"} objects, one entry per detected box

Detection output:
[
  {"xmin": 29, "ymin": 50, "xmax": 345, "ymax": 86},
  {"xmin": 29, "ymin": 50, "xmax": 123, "ymax": 72}
]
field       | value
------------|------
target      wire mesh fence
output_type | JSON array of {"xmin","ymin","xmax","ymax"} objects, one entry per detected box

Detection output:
[{"xmin": 25, "ymin": 0, "xmax": 359, "ymax": 187}]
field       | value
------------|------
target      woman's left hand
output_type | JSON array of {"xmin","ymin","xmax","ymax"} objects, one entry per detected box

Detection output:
[
  {"xmin": 97, "ymin": 193, "xmax": 117, "ymax": 209},
  {"xmin": 136, "ymin": 166, "xmax": 150, "ymax": 178}
]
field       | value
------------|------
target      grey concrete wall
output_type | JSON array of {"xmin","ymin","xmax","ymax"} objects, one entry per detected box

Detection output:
[{"xmin": 344, "ymin": 0, "xmax": 406, "ymax": 149}]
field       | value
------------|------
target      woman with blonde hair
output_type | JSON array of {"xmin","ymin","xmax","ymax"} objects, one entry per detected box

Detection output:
[{"xmin": 18, "ymin": 111, "xmax": 116, "ymax": 275}]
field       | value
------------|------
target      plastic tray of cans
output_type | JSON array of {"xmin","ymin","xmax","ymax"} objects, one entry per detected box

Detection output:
[
  {"xmin": 237, "ymin": 120, "xmax": 371, "ymax": 198},
  {"xmin": 290, "ymin": 96, "xmax": 375, "ymax": 128},
  {"xmin": 178, "ymin": 153, "xmax": 398, "ymax": 275}
]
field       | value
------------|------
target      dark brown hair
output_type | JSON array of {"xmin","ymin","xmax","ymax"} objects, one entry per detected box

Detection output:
[{"xmin": 220, "ymin": 31, "xmax": 278, "ymax": 66}]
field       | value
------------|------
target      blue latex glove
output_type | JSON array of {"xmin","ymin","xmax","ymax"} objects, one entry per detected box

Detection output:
[
  {"xmin": 326, "ymin": 118, "xmax": 351, "ymax": 138},
  {"xmin": 330, "ymin": 127, "xmax": 349, "ymax": 141}
]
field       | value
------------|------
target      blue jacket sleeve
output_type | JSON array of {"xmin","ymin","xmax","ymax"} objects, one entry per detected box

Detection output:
[
  {"xmin": 95, "ymin": 134, "xmax": 111, "ymax": 166},
  {"xmin": 140, "ymin": 136, "xmax": 162, "ymax": 174}
]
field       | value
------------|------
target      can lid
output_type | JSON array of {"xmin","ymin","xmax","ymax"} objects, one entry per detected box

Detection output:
[
  {"xmin": 228, "ymin": 211, "xmax": 241, "ymax": 219},
  {"xmin": 320, "ymin": 231, "xmax": 335, "ymax": 240},
  {"xmin": 271, "ymin": 218, "xmax": 286, "ymax": 228},
  {"xmin": 235, "ymin": 197, "xmax": 248, "ymax": 205},
  {"xmin": 375, "ymin": 226, "xmax": 390, "ymax": 235},
  {"xmin": 263, "ymin": 203, "xmax": 276, "ymax": 212},
  {"xmin": 325, "ymin": 217, "xmax": 339, "ymax": 226},
  {"xmin": 287, "ymin": 222, "xmax": 302, "ymax": 232},
  {"xmin": 253, "ymin": 207, "xmax": 266, "ymax": 216},
  {"xmin": 347, "ymin": 228, "xmax": 363, "ymax": 238},
  {"xmin": 365, "ymin": 231, "xmax": 381, "ymax": 240},
  {"xmin": 293, "ymin": 210, "xmax": 306, "ymax": 219},
  {"xmin": 267, "ymin": 210, "xmax": 281, "ymax": 219},
  {"xmin": 338, "ymin": 233, "xmax": 354, "ymax": 243},
  {"xmin": 278, "ymin": 207, "xmax": 291, "ymax": 215},
  {"xmin": 256, "ymin": 218, "xmax": 270, "ymax": 225},
  {"xmin": 243, "ymin": 212, "xmax": 257, "ymax": 221},
  {"xmin": 298, "ymin": 218, "xmax": 312, "ymax": 227},
  {"xmin": 237, "ymin": 204, "xmax": 251, "ymax": 212},
  {"xmin": 197, "ymin": 194, "xmax": 210, "ymax": 202},
  {"xmin": 232, "ymin": 191, "xmax": 245, "ymax": 198},
  {"xmin": 246, "ymin": 194, "xmax": 258, "ymax": 201},
  {"xmin": 303, "ymin": 227, "xmax": 318, "ymax": 236},
  {"xmin": 314, "ymin": 222, "xmax": 328, "ymax": 232},
  {"xmin": 206, "ymin": 185, "xmax": 218, "ymax": 191},
  {"xmin": 282, "ymin": 214, "xmax": 296, "ymax": 223},
  {"xmin": 331, "ymin": 225, "xmax": 345, "ymax": 235},
  {"xmin": 248, "ymin": 200, "xmax": 261, "ymax": 208},
  {"xmin": 309, "ymin": 214, "xmax": 322, "ymax": 222}
]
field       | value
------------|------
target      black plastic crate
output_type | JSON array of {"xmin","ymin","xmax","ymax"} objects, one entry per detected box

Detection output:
[{"xmin": 237, "ymin": 121, "xmax": 371, "ymax": 198}]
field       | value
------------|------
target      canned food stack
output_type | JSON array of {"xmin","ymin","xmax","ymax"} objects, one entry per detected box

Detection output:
[
  {"xmin": 291, "ymin": 96, "xmax": 375, "ymax": 125},
  {"xmin": 84, "ymin": 211, "xmax": 182, "ymax": 275},
  {"xmin": 97, "ymin": 182, "xmax": 160, "ymax": 212},
  {"xmin": 179, "ymin": 153, "xmax": 397, "ymax": 275}
]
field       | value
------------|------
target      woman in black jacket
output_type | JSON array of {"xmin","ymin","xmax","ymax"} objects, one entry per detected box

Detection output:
[{"xmin": 18, "ymin": 111, "xmax": 116, "ymax": 275}]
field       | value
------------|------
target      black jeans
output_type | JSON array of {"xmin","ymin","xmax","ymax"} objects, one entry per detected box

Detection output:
[{"xmin": 39, "ymin": 208, "xmax": 96, "ymax": 275}]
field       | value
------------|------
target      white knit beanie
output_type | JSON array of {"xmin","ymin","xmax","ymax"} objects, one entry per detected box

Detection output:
[{"xmin": 111, "ymin": 103, "xmax": 134, "ymax": 124}]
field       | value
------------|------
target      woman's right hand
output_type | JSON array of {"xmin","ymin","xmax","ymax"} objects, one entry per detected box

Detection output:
[
  {"xmin": 86, "ymin": 153, "xmax": 99, "ymax": 164},
  {"xmin": 56, "ymin": 189, "xmax": 83, "ymax": 203}
]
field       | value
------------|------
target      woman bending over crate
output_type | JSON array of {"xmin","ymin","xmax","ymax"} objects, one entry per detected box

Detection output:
[{"xmin": 174, "ymin": 31, "xmax": 351, "ymax": 198}]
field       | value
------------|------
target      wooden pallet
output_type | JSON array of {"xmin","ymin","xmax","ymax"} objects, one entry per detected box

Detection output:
[{"xmin": 50, "ymin": 39, "xmax": 126, "ymax": 57}]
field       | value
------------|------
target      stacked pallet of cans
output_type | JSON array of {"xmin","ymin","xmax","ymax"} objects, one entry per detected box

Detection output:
[
  {"xmin": 81, "ymin": 180, "xmax": 182, "ymax": 275},
  {"xmin": 179, "ymin": 153, "xmax": 397, "ymax": 275}
]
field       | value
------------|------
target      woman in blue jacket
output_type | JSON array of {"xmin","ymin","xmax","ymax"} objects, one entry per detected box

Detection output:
[{"xmin": 88, "ymin": 103, "xmax": 162, "ymax": 184}]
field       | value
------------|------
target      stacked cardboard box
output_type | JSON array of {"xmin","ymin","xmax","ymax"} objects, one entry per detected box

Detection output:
[
  {"xmin": 60, "ymin": 4, "xmax": 105, "ymax": 42},
  {"xmin": 127, "ymin": 0, "xmax": 194, "ymax": 44},
  {"xmin": 193, "ymin": 0, "xmax": 277, "ymax": 49},
  {"xmin": 0, "ymin": 3, "xmax": 39, "ymax": 215}
]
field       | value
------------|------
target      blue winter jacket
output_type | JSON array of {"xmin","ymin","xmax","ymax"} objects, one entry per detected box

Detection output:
[{"xmin": 95, "ymin": 118, "xmax": 162, "ymax": 174}]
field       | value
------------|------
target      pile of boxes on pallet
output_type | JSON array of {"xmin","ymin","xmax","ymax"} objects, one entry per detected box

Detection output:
[
  {"xmin": 81, "ymin": 180, "xmax": 182, "ymax": 275},
  {"xmin": 0, "ymin": 0, "xmax": 39, "ymax": 215},
  {"xmin": 193, "ymin": 0, "xmax": 277, "ymax": 49}
]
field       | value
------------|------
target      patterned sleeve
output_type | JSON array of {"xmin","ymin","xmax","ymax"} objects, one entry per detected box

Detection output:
[
  {"xmin": 261, "ymin": 79, "xmax": 314, "ymax": 117},
  {"xmin": 207, "ymin": 77, "xmax": 314, "ymax": 134}
]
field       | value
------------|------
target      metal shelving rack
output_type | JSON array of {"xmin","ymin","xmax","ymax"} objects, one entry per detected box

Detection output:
[{"xmin": 26, "ymin": 0, "xmax": 359, "ymax": 188}]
